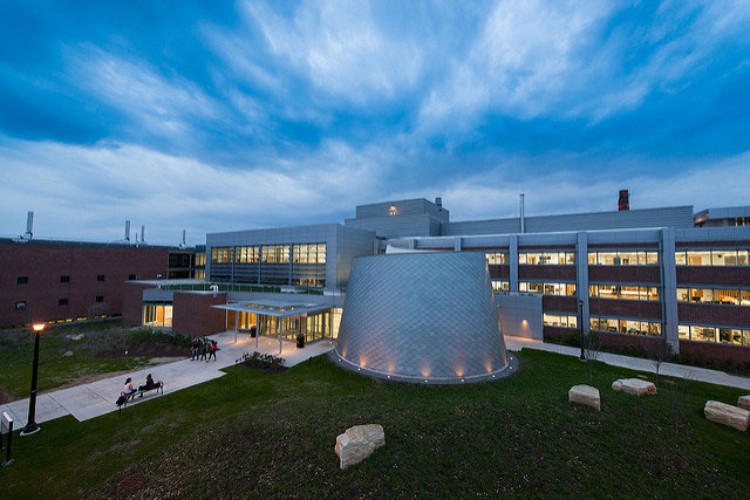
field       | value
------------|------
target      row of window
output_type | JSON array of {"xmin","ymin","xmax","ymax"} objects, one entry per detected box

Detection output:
[
  {"xmin": 195, "ymin": 252, "xmax": 206, "ymax": 266},
  {"xmin": 588, "ymin": 251, "xmax": 659, "ymax": 266},
  {"xmin": 16, "ymin": 274, "xmax": 111, "ymax": 284},
  {"xmin": 543, "ymin": 313, "xmax": 578, "ymax": 329},
  {"xmin": 675, "ymin": 249, "xmax": 749, "ymax": 267},
  {"xmin": 519, "ymin": 252, "xmax": 576, "ymax": 265},
  {"xmin": 679, "ymin": 324, "xmax": 750, "ymax": 346},
  {"xmin": 211, "ymin": 244, "xmax": 327, "ymax": 264},
  {"xmin": 14, "ymin": 296, "xmax": 104, "ymax": 310},
  {"xmin": 491, "ymin": 280, "xmax": 510, "ymax": 291},
  {"xmin": 519, "ymin": 282, "xmax": 577, "ymax": 296},
  {"xmin": 590, "ymin": 316, "xmax": 662, "ymax": 336},
  {"xmin": 677, "ymin": 288, "xmax": 750, "ymax": 306},
  {"xmin": 589, "ymin": 284, "xmax": 660, "ymax": 301},
  {"xmin": 485, "ymin": 253, "xmax": 508, "ymax": 265}
]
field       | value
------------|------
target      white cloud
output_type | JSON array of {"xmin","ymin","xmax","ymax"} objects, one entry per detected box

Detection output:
[
  {"xmin": 242, "ymin": 0, "xmax": 424, "ymax": 102},
  {"xmin": 0, "ymin": 137, "xmax": 392, "ymax": 244}
]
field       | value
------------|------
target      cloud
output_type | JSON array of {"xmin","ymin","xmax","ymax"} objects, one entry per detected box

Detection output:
[
  {"xmin": 0, "ymin": 136, "xmax": 393, "ymax": 244},
  {"xmin": 241, "ymin": 0, "xmax": 425, "ymax": 103}
]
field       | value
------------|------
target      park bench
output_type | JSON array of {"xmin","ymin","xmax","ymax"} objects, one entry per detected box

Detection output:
[{"xmin": 116, "ymin": 381, "xmax": 164, "ymax": 411}]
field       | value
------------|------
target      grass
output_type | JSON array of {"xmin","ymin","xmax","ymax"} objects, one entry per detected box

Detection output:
[
  {"xmin": 2, "ymin": 349, "xmax": 749, "ymax": 498},
  {"xmin": 0, "ymin": 321, "xmax": 189, "ymax": 401}
]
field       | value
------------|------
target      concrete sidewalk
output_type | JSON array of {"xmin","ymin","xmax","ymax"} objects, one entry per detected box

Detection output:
[
  {"xmin": 0, "ymin": 332, "xmax": 335, "ymax": 428},
  {"xmin": 505, "ymin": 335, "xmax": 750, "ymax": 391}
]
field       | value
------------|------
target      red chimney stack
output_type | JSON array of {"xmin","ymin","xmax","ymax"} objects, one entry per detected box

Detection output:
[{"xmin": 618, "ymin": 189, "xmax": 630, "ymax": 211}]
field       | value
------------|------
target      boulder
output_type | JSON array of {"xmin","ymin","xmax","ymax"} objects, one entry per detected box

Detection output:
[
  {"xmin": 738, "ymin": 395, "xmax": 750, "ymax": 411},
  {"xmin": 335, "ymin": 424, "xmax": 385, "ymax": 470},
  {"xmin": 704, "ymin": 401, "xmax": 750, "ymax": 432},
  {"xmin": 612, "ymin": 378, "xmax": 657, "ymax": 396},
  {"xmin": 568, "ymin": 385, "xmax": 600, "ymax": 411},
  {"xmin": 62, "ymin": 351, "xmax": 74, "ymax": 357}
]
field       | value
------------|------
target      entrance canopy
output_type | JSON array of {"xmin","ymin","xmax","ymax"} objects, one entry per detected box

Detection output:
[{"xmin": 212, "ymin": 299, "xmax": 331, "ymax": 318}]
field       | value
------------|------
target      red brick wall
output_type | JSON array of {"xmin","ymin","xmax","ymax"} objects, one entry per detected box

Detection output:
[
  {"xmin": 589, "ymin": 298, "xmax": 663, "ymax": 320},
  {"xmin": 679, "ymin": 340, "xmax": 750, "ymax": 365},
  {"xmin": 519, "ymin": 265, "xmax": 576, "ymax": 281},
  {"xmin": 0, "ymin": 242, "xmax": 169, "ymax": 327},
  {"xmin": 172, "ymin": 292, "xmax": 227, "ymax": 337},
  {"xmin": 489, "ymin": 265, "xmax": 510, "ymax": 279},
  {"xmin": 588, "ymin": 265, "xmax": 661, "ymax": 284},
  {"xmin": 542, "ymin": 295, "xmax": 578, "ymax": 313},
  {"xmin": 676, "ymin": 266, "xmax": 750, "ymax": 286},
  {"xmin": 678, "ymin": 303, "xmax": 750, "ymax": 328},
  {"xmin": 122, "ymin": 283, "xmax": 154, "ymax": 325}
]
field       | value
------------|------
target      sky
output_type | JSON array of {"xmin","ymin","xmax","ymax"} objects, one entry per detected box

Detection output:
[{"xmin": 0, "ymin": 0, "xmax": 749, "ymax": 245}]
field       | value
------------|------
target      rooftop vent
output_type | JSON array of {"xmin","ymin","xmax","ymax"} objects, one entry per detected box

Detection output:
[{"xmin": 618, "ymin": 190, "xmax": 630, "ymax": 211}]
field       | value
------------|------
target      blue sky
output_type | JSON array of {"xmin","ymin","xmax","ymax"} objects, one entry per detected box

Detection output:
[{"xmin": 0, "ymin": 0, "xmax": 749, "ymax": 244}]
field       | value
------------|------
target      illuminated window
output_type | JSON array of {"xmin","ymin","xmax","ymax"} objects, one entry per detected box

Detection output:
[
  {"xmin": 676, "ymin": 287, "xmax": 748, "ymax": 306},
  {"xmin": 588, "ymin": 251, "xmax": 659, "ymax": 266},
  {"xmin": 590, "ymin": 315, "xmax": 662, "ymax": 336},
  {"xmin": 261, "ymin": 245, "xmax": 290, "ymax": 263},
  {"xmin": 293, "ymin": 243, "xmax": 327, "ymax": 264},
  {"xmin": 492, "ymin": 280, "xmax": 510, "ymax": 292},
  {"xmin": 235, "ymin": 246, "xmax": 260, "ymax": 263},
  {"xmin": 676, "ymin": 249, "xmax": 750, "ymax": 267},
  {"xmin": 543, "ymin": 313, "xmax": 578, "ymax": 328},
  {"xmin": 195, "ymin": 252, "xmax": 206, "ymax": 266},
  {"xmin": 519, "ymin": 252, "xmax": 575, "ymax": 265},
  {"xmin": 485, "ymin": 253, "xmax": 508, "ymax": 265},
  {"xmin": 519, "ymin": 281, "xmax": 576, "ymax": 296},
  {"xmin": 388, "ymin": 205, "xmax": 399, "ymax": 216},
  {"xmin": 211, "ymin": 247, "xmax": 232, "ymax": 263},
  {"xmin": 589, "ymin": 284, "xmax": 660, "ymax": 301}
]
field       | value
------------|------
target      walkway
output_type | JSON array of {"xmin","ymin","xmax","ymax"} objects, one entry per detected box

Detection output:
[
  {"xmin": 505, "ymin": 335, "xmax": 750, "ymax": 391},
  {"xmin": 0, "ymin": 332, "xmax": 335, "ymax": 428}
]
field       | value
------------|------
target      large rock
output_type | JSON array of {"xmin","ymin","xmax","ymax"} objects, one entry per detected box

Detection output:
[
  {"xmin": 568, "ymin": 385, "xmax": 600, "ymax": 411},
  {"xmin": 335, "ymin": 424, "xmax": 385, "ymax": 470},
  {"xmin": 738, "ymin": 395, "xmax": 750, "ymax": 411},
  {"xmin": 612, "ymin": 378, "xmax": 657, "ymax": 396},
  {"xmin": 704, "ymin": 401, "xmax": 750, "ymax": 432}
]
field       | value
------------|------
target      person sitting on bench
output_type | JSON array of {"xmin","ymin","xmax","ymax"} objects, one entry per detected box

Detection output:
[
  {"xmin": 138, "ymin": 374, "xmax": 157, "ymax": 392},
  {"xmin": 123, "ymin": 377, "xmax": 137, "ymax": 399}
]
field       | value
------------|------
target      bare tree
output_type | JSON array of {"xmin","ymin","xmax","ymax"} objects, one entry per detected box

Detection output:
[
  {"xmin": 666, "ymin": 372, "xmax": 693, "ymax": 447},
  {"xmin": 645, "ymin": 340, "xmax": 673, "ymax": 387},
  {"xmin": 582, "ymin": 331, "xmax": 602, "ymax": 386}
]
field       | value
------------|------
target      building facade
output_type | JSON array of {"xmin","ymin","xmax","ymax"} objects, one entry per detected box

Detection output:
[
  {"xmin": 0, "ymin": 238, "xmax": 195, "ymax": 328},
  {"xmin": 123, "ymin": 198, "xmax": 750, "ymax": 366}
]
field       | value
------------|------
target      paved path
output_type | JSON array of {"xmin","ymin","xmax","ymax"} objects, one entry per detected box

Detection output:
[
  {"xmin": 0, "ymin": 332, "xmax": 335, "ymax": 428},
  {"xmin": 505, "ymin": 335, "xmax": 750, "ymax": 391}
]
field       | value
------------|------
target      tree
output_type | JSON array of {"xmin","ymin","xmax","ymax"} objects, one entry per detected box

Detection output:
[
  {"xmin": 582, "ymin": 331, "xmax": 601, "ymax": 386},
  {"xmin": 666, "ymin": 372, "xmax": 693, "ymax": 447},
  {"xmin": 645, "ymin": 340, "xmax": 673, "ymax": 387}
]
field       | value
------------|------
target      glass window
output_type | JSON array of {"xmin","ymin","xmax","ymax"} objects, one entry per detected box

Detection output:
[
  {"xmin": 678, "ymin": 325, "xmax": 690, "ymax": 339},
  {"xmin": 677, "ymin": 288, "xmax": 689, "ymax": 302},
  {"xmin": 737, "ymin": 250, "xmax": 749, "ymax": 266},
  {"xmin": 235, "ymin": 246, "xmax": 260, "ymax": 263},
  {"xmin": 687, "ymin": 251, "xmax": 711, "ymax": 266},
  {"xmin": 712, "ymin": 250, "xmax": 735, "ymax": 266},
  {"xmin": 715, "ymin": 289, "xmax": 740, "ymax": 305},
  {"xmin": 492, "ymin": 280, "xmax": 510, "ymax": 291},
  {"xmin": 742, "ymin": 290, "xmax": 750, "ymax": 306},
  {"xmin": 694, "ymin": 326, "xmax": 717, "ymax": 343},
  {"xmin": 519, "ymin": 252, "xmax": 574, "ymax": 265},
  {"xmin": 675, "ymin": 251, "xmax": 687, "ymax": 266},
  {"xmin": 211, "ymin": 247, "xmax": 232, "ymax": 263},
  {"xmin": 293, "ymin": 243, "xmax": 326, "ymax": 264},
  {"xmin": 619, "ymin": 252, "xmax": 638, "ymax": 265},
  {"xmin": 261, "ymin": 245, "xmax": 290, "ymax": 263},
  {"xmin": 646, "ymin": 252, "xmax": 659, "ymax": 265},
  {"xmin": 588, "ymin": 252, "xmax": 597, "ymax": 265},
  {"xmin": 486, "ymin": 253, "xmax": 508, "ymax": 265}
]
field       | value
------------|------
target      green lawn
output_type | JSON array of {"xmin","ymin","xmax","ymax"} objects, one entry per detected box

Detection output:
[
  {"xmin": 2, "ymin": 350, "xmax": 749, "ymax": 498},
  {"xmin": 0, "ymin": 321, "xmax": 187, "ymax": 401}
]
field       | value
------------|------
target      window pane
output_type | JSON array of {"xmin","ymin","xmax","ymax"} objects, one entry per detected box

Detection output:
[
  {"xmin": 687, "ymin": 251, "xmax": 711, "ymax": 266},
  {"xmin": 588, "ymin": 252, "xmax": 597, "ymax": 265},
  {"xmin": 678, "ymin": 325, "xmax": 690, "ymax": 339},
  {"xmin": 677, "ymin": 288, "xmax": 689, "ymax": 302},
  {"xmin": 694, "ymin": 326, "xmax": 716, "ymax": 342},
  {"xmin": 619, "ymin": 252, "xmax": 638, "ymax": 265},
  {"xmin": 637, "ymin": 251, "xmax": 646, "ymax": 265},
  {"xmin": 737, "ymin": 250, "xmax": 749, "ymax": 266},
  {"xmin": 675, "ymin": 251, "xmax": 687, "ymax": 265},
  {"xmin": 715, "ymin": 289, "xmax": 740, "ymax": 305},
  {"xmin": 712, "ymin": 250, "xmax": 734, "ymax": 266},
  {"xmin": 600, "ymin": 252, "xmax": 617, "ymax": 265},
  {"xmin": 647, "ymin": 252, "xmax": 659, "ymax": 265},
  {"xmin": 518, "ymin": 253, "xmax": 527, "ymax": 264},
  {"xmin": 742, "ymin": 290, "xmax": 750, "ymax": 306},
  {"xmin": 647, "ymin": 322, "xmax": 661, "ymax": 336}
]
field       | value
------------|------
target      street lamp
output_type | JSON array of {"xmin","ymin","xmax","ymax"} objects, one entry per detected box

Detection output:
[
  {"xmin": 20, "ymin": 323, "xmax": 45, "ymax": 437},
  {"xmin": 578, "ymin": 300, "xmax": 586, "ymax": 361}
]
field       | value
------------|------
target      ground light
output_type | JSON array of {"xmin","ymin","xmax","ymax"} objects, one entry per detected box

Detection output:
[{"xmin": 20, "ymin": 323, "xmax": 45, "ymax": 437}]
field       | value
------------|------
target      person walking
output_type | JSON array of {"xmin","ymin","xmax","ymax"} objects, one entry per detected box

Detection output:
[
  {"xmin": 200, "ymin": 337, "xmax": 208, "ymax": 361},
  {"xmin": 207, "ymin": 340, "xmax": 218, "ymax": 362},
  {"xmin": 191, "ymin": 337, "xmax": 200, "ymax": 360}
]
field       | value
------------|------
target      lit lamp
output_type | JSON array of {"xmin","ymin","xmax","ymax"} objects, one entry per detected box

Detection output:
[{"xmin": 20, "ymin": 323, "xmax": 45, "ymax": 436}]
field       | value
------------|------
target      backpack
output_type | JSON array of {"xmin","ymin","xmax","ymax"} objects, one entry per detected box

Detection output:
[{"xmin": 116, "ymin": 395, "xmax": 127, "ymax": 407}]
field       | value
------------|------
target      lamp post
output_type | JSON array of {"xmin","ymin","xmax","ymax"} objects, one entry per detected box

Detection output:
[
  {"xmin": 578, "ymin": 300, "xmax": 586, "ymax": 361},
  {"xmin": 20, "ymin": 323, "xmax": 45, "ymax": 437}
]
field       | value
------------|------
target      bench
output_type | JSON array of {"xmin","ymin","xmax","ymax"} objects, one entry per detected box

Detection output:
[{"xmin": 116, "ymin": 382, "xmax": 164, "ymax": 410}]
